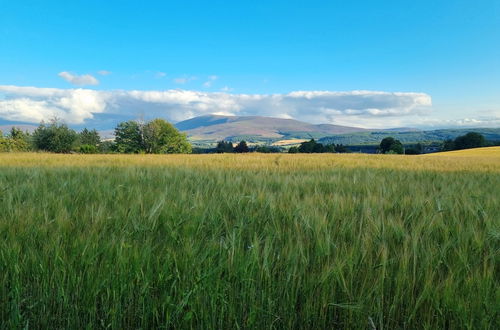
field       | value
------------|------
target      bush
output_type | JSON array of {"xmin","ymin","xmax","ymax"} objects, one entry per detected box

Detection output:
[{"xmin": 79, "ymin": 144, "xmax": 98, "ymax": 154}]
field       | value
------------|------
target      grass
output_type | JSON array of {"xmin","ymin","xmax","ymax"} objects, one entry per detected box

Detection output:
[{"xmin": 0, "ymin": 149, "xmax": 499, "ymax": 328}]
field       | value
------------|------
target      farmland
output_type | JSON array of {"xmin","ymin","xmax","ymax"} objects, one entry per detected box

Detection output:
[{"xmin": 0, "ymin": 149, "xmax": 499, "ymax": 328}]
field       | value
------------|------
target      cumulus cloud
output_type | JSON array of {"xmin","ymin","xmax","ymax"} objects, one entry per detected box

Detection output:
[
  {"xmin": 58, "ymin": 72, "xmax": 99, "ymax": 86},
  {"xmin": 0, "ymin": 85, "xmax": 437, "ymax": 126}
]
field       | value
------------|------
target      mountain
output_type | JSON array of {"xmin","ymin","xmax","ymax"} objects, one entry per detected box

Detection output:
[{"xmin": 175, "ymin": 115, "xmax": 368, "ymax": 142}]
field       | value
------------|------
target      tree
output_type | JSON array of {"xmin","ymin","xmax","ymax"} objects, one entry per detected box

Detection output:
[
  {"xmin": 288, "ymin": 146, "xmax": 299, "ymax": 153},
  {"xmin": 98, "ymin": 140, "xmax": 116, "ymax": 154},
  {"xmin": 405, "ymin": 143, "xmax": 423, "ymax": 155},
  {"xmin": 453, "ymin": 132, "xmax": 486, "ymax": 150},
  {"xmin": 255, "ymin": 145, "xmax": 281, "ymax": 153},
  {"xmin": 234, "ymin": 140, "xmax": 249, "ymax": 153},
  {"xmin": 323, "ymin": 144, "xmax": 336, "ymax": 153},
  {"xmin": 32, "ymin": 119, "xmax": 77, "ymax": 153},
  {"xmin": 216, "ymin": 141, "xmax": 234, "ymax": 153},
  {"xmin": 114, "ymin": 121, "xmax": 144, "ymax": 153},
  {"xmin": 379, "ymin": 137, "xmax": 404, "ymax": 154},
  {"xmin": 79, "ymin": 128, "xmax": 101, "ymax": 147},
  {"xmin": 143, "ymin": 119, "xmax": 191, "ymax": 154},
  {"xmin": 334, "ymin": 144, "xmax": 349, "ymax": 153},
  {"xmin": 442, "ymin": 139, "xmax": 455, "ymax": 151},
  {"xmin": 298, "ymin": 139, "xmax": 322, "ymax": 153},
  {"xmin": 5, "ymin": 127, "xmax": 31, "ymax": 151},
  {"xmin": 114, "ymin": 119, "xmax": 191, "ymax": 154}
]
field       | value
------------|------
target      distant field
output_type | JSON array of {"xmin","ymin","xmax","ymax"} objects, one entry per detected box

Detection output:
[
  {"xmin": 271, "ymin": 139, "xmax": 307, "ymax": 146},
  {"xmin": 424, "ymin": 146, "xmax": 500, "ymax": 157},
  {"xmin": 0, "ymin": 150, "xmax": 499, "ymax": 328}
]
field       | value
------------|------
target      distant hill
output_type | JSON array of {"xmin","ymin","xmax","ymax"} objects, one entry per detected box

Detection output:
[
  {"xmin": 318, "ymin": 128, "xmax": 500, "ymax": 145},
  {"xmin": 175, "ymin": 115, "xmax": 368, "ymax": 142},
  {"xmin": 0, "ymin": 124, "xmax": 38, "ymax": 134}
]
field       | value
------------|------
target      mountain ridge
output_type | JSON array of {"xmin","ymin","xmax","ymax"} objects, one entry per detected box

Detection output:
[{"xmin": 175, "ymin": 114, "xmax": 369, "ymax": 141}]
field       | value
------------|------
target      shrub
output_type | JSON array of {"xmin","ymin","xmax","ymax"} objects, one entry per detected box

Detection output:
[{"xmin": 79, "ymin": 144, "xmax": 98, "ymax": 154}]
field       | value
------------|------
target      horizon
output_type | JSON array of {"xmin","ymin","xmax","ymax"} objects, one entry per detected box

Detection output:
[
  {"xmin": 2, "ymin": 112, "xmax": 500, "ymax": 135},
  {"xmin": 1, "ymin": 1, "xmax": 499, "ymax": 129}
]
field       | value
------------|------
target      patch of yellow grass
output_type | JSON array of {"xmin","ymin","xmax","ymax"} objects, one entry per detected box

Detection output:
[
  {"xmin": 271, "ymin": 139, "xmax": 308, "ymax": 146},
  {"xmin": 0, "ymin": 150, "xmax": 499, "ymax": 173},
  {"xmin": 423, "ymin": 146, "xmax": 500, "ymax": 157}
]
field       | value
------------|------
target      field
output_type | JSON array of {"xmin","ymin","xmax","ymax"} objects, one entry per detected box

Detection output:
[{"xmin": 0, "ymin": 148, "xmax": 499, "ymax": 328}]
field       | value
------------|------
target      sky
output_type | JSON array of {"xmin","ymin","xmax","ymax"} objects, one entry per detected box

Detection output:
[{"xmin": 1, "ymin": 0, "xmax": 499, "ymax": 129}]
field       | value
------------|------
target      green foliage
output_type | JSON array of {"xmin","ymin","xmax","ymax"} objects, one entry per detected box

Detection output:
[
  {"xmin": 32, "ymin": 120, "xmax": 78, "ymax": 153},
  {"xmin": 442, "ymin": 139, "xmax": 455, "ymax": 151},
  {"xmin": 379, "ymin": 137, "xmax": 404, "ymax": 154},
  {"xmin": 143, "ymin": 119, "xmax": 191, "ymax": 154},
  {"xmin": 0, "ymin": 162, "xmax": 497, "ymax": 328},
  {"xmin": 298, "ymin": 139, "xmax": 320, "ymax": 153},
  {"xmin": 98, "ymin": 140, "xmax": 116, "ymax": 154},
  {"xmin": 454, "ymin": 132, "xmax": 486, "ymax": 150},
  {"xmin": 404, "ymin": 143, "xmax": 423, "ymax": 155},
  {"xmin": 288, "ymin": 146, "xmax": 299, "ymax": 153},
  {"xmin": 78, "ymin": 144, "xmax": 98, "ymax": 154},
  {"xmin": 114, "ymin": 121, "xmax": 144, "ymax": 153},
  {"xmin": 234, "ymin": 140, "xmax": 249, "ymax": 153},
  {"xmin": 0, "ymin": 127, "xmax": 31, "ymax": 152},
  {"xmin": 215, "ymin": 140, "xmax": 234, "ymax": 153},
  {"xmin": 79, "ymin": 128, "xmax": 101, "ymax": 147},
  {"xmin": 114, "ymin": 119, "xmax": 191, "ymax": 154},
  {"xmin": 319, "ymin": 127, "xmax": 500, "ymax": 146},
  {"xmin": 440, "ymin": 132, "xmax": 487, "ymax": 152},
  {"xmin": 254, "ymin": 145, "xmax": 281, "ymax": 153},
  {"xmin": 296, "ymin": 139, "xmax": 337, "ymax": 153},
  {"xmin": 334, "ymin": 144, "xmax": 349, "ymax": 153}
]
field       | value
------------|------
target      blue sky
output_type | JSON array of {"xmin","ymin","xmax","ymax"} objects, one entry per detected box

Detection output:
[{"xmin": 1, "ymin": 0, "xmax": 499, "ymax": 128}]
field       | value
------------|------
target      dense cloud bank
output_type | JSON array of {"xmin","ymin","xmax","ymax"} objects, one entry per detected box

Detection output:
[{"xmin": 0, "ymin": 86, "xmax": 436, "ymax": 128}]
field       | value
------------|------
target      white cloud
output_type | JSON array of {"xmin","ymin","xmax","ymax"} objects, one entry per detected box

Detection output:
[
  {"xmin": 0, "ymin": 85, "xmax": 457, "ymax": 128},
  {"xmin": 155, "ymin": 72, "xmax": 166, "ymax": 78},
  {"xmin": 221, "ymin": 86, "xmax": 233, "ymax": 92},
  {"xmin": 203, "ymin": 75, "xmax": 218, "ymax": 88},
  {"xmin": 58, "ymin": 72, "xmax": 99, "ymax": 86},
  {"xmin": 413, "ymin": 116, "xmax": 500, "ymax": 129},
  {"xmin": 173, "ymin": 76, "xmax": 197, "ymax": 84},
  {"xmin": 97, "ymin": 70, "xmax": 112, "ymax": 76}
]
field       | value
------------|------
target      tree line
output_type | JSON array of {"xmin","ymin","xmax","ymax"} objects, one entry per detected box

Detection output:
[
  {"xmin": 1, "ymin": 121, "xmax": 496, "ymax": 155},
  {"xmin": 0, "ymin": 118, "xmax": 192, "ymax": 154},
  {"xmin": 377, "ymin": 132, "xmax": 495, "ymax": 154}
]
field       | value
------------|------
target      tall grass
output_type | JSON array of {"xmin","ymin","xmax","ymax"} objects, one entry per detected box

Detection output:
[{"xmin": 0, "ymin": 151, "xmax": 499, "ymax": 328}]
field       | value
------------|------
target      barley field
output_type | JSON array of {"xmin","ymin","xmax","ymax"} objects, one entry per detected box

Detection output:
[{"xmin": 0, "ymin": 148, "xmax": 499, "ymax": 328}]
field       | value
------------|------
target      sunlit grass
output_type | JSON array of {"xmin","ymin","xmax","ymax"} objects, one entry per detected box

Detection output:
[
  {"xmin": 1, "ymin": 147, "xmax": 499, "ymax": 173},
  {"xmin": 0, "ymin": 150, "xmax": 499, "ymax": 328}
]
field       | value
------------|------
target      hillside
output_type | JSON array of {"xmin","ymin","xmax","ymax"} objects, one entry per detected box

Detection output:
[
  {"xmin": 175, "ymin": 115, "xmax": 367, "ymax": 142},
  {"xmin": 319, "ymin": 127, "xmax": 500, "ymax": 145}
]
